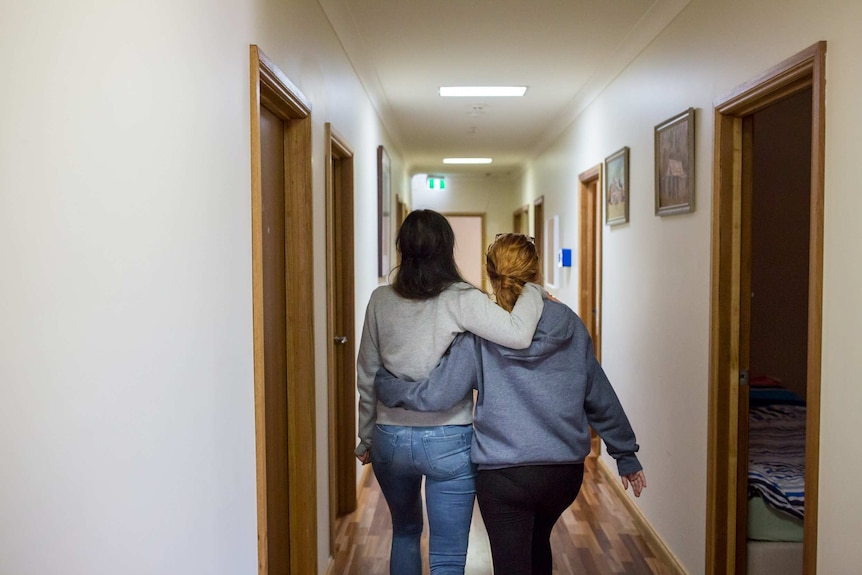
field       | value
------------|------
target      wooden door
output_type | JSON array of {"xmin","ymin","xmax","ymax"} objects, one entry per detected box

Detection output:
[
  {"xmin": 250, "ymin": 45, "xmax": 317, "ymax": 575},
  {"xmin": 578, "ymin": 166, "xmax": 603, "ymax": 359},
  {"xmin": 533, "ymin": 196, "xmax": 545, "ymax": 277},
  {"xmin": 325, "ymin": 124, "xmax": 356, "ymax": 554},
  {"xmin": 259, "ymin": 103, "xmax": 292, "ymax": 574},
  {"xmin": 578, "ymin": 166, "xmax": 603, "ymax": 454},
  {"xmin": 513, "ymin": 204, "xmax": 529, "ymax": 235}
]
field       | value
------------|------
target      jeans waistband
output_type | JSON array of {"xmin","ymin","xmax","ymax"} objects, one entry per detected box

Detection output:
[{"xmin": 377, "ymin": 423, "xmax": 472, "ymax": 438}]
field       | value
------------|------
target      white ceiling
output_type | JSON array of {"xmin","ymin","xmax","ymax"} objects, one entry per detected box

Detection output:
[{"xmin": 319, "ymin": 0, "xmax": 691, "ymax": 177}]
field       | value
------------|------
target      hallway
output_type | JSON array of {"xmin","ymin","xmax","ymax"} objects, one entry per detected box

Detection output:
[{"xmin": 331, "ymin": 456, "xmax": 675, "ymax": 574}]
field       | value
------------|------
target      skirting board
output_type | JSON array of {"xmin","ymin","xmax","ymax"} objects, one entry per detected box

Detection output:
[{"xmin": 596, "ymin": 457, "xmax": 689, "ymax": 574}]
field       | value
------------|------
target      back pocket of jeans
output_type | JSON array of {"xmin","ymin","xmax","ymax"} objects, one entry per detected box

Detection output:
[
  {"xmin": 423, "ymin": 433, "xmax": 472, "ymax": 476},
  {"xmin": 371, "ymin": 425, "xmax": 398, "ymax": 465}
]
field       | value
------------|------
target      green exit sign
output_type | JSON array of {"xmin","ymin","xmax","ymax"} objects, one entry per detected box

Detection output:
[{"xmin": 426, "ymin": 176, "xmax": 446, "ymax": 190}]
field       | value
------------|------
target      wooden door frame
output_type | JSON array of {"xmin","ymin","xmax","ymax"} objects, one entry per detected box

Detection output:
[
  {"xmin": 250, "ymin": 45, "xmax": 317, "ymax": 575},
  {"xmin": 705, "ymin": 41, "xmax": 825, "ymax": 575},
  {"xmin": 578, "ymin": 165, "xmax": 603, "ymax": 361},
  {"xmin": 395, "ymin": 194, "xmax": 409, "ymax": 267},
  {"xmin": 533, "ymin": 196, "xmax": 545, "ymax": 279},
  {"xmin": 579, "ymin": 166, "xmax": 603, "ymax": 456},
  {"xmin": 324, "ymin": 123, "xmax": 356, "ymax": 554},
  {"xmin": 513, "ymin": 203, "xmax": 529, "ymax": 234}
]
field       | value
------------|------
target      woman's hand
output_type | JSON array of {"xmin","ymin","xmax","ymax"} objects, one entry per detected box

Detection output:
[
  {"xmin": 356, "ymin": 450, "xmax": 371, "ymax": 465},
  {"xmin": 621, "ymin": 470, "xmax": 646, "ymax": 497},
  {"xmin": 544, "ymin": 290, "xmax": 561, "ymax": 303}
]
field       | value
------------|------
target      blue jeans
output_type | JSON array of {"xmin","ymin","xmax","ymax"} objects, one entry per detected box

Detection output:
[{"xmin": 371, "ymin": 424, "xmax": 477, "ymax": 575}]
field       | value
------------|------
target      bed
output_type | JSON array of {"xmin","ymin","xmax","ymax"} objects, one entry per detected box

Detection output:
[{"xmin": 746, "ymin": 386, "xmax": 806, "ymax": 575}]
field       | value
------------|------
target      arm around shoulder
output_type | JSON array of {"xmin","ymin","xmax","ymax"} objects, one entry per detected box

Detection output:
[
  {"xmin": 457, "ymin": 282, "xmax": 543, "ymax": 349},
  {"xmin": 375, "ymin": 333, "xmax": 479, "ymax": 412}
]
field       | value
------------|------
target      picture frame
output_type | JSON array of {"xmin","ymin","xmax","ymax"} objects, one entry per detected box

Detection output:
[
  {"xmin": 604, "ymin": 146, "xmax": 630, "ymax": 226},
  {"xmin": 655, "ymin": 107, "xmax": 695, "ymax": 216},
  {"xmin": 377, "ymin": 145, "xmax": 391, "ymax": 278}
]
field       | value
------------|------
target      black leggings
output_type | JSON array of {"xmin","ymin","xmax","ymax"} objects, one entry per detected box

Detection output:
[{"xmin": 476, "ymin": 463, "xmax": 584, "ymax": 575}]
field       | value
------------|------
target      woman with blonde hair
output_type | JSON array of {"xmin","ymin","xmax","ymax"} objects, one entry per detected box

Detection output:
[{"xmin": 377, "ymin": 232, "xmax": 646, "ymax": 575}]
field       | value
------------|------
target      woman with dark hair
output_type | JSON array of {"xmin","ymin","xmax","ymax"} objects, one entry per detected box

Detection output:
[
  {"xmin": 356, "ymin": 211, "xmax": 545, "ymax": 575},
  {"xmin": 376, "ymin": 233, "xmax": 645, "ymax": 575}
]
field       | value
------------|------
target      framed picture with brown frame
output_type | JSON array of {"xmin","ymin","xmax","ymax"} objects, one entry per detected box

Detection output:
[
  {"xmin": 377, "ymin": 145, "xmax": 391, "ymax": 278},
  {"xmin": 655, "ymin": 107, "xmax": 695, "ymax": 216},
  {"xmin": 604, "ymin": 146, "xmax": 629, "ymax": 226}
]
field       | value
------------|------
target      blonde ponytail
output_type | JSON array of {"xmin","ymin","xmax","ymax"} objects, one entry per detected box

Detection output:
[{"xmin": 486, "ymin": 233, "xmax": 542, "ymax": 312}]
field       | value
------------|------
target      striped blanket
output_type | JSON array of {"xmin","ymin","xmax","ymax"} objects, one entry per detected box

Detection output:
[{"xmin": 748, "ymin": 404, "xmax": 806, "ymax": 520}]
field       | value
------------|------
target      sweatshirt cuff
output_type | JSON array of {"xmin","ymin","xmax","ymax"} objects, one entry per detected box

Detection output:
[{"xmin": 615, "ymin": 454, "xmax": 643, "ymax": 476}]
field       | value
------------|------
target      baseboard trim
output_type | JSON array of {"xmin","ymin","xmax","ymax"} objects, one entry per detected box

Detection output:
[{"xmin": 596, "ymin": 457, "xmax": 689, "ymax": 574}]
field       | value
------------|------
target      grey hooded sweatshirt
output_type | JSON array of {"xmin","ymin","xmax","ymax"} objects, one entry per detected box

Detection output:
[{"xmin": 376, "ymin": 298, "xmax": 642, "ymax": 476}]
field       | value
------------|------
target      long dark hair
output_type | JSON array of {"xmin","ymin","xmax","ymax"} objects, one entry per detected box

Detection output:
[{"xmin": 391, "ymin": 210, "xmax": 466, "ymax": 299}]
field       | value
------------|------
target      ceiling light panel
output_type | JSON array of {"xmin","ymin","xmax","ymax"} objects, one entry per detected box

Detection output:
[
  {"xmin": 439, "ymin": 86, "xmax": 527, "ymax": 97},
  {"xmin": 443, "ymin": 158, "xmax": 493, "ymax": 164}
]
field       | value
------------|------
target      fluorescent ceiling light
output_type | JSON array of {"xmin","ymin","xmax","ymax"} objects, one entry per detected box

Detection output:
[
  {"xmin": 443, "ymin": 158, "xmax": 493, "ymax": 165},
  {"xmin": 439, "ymin": 86, "xmax": 527, "ymax": 97}
]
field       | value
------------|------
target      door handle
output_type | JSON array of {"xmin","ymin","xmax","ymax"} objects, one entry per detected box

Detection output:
[{"xmin": 334, "ymin": 336, "xmax": 348, "ymax": 345}]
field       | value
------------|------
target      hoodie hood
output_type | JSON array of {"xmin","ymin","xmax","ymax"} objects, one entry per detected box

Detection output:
[{"xmin": 495, "ymin": 299, "xmax": 579, "ymax": 363}]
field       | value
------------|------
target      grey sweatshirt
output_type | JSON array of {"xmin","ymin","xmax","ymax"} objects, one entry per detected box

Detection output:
[
  {"xmin": 376, "ymin": 299, "xmax": 642, "ymax": 476},
  {"xmin": 355, "ymin": 282, "xmax": 544, "ymax": 457}
]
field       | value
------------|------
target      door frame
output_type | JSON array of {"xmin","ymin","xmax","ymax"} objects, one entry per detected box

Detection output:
[
  {"xmin": 513, "ymin": 203, "xmax": 529, "ymax": 235},
  {"xmin": 249, "ymin": 45, "xmax": 318, "ymax": 575},
  {"xmin": 324, "ymin": 123, "xmax": 356, "ymax": 553},
  {"xmin": 578, "ymin": 166, "xmax": 603, "ymax": 455},
  {"xmin": 705, "ymin": 41, "xmax": 825, "ymax": 575},
  {"xmin": 533, "ymin": 196, "xmax": 545, "ymax": 277},
  {"xmin": 578, "ymin": 165, "xmax": 603, "ymax": 361},
  {"xmin": 395, "ymin": 194, "xmax": 409, "ymax": 268}
]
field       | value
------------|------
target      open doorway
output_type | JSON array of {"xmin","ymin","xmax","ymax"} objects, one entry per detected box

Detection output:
[{"xmin": 706, "ymin": 42, "xmax": 825, "ymax": 575}]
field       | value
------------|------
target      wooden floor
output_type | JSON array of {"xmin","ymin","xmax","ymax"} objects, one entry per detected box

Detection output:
[{"xmin": 331, "ymin": 456, "xmax": 676, "ymax": 574}]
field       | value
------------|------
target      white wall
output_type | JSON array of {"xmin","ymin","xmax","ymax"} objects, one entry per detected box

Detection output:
[
  {"xmin": 517, "ymin": 0, "xmax": 862, "ymax": 572},
  {"xmin": 4, "ymin": 0, "xmax": 861, "ymax": 573},
  {"xmin": 412, "ymin": 173, "xmax": 520, "ymax": 245},
  {"xmin": 0, "ymin": 0, "xmax": 398, "ymax": 573}
]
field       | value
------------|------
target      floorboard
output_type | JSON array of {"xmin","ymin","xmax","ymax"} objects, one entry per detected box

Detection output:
[{"xmin": 332, "ymin": 456, "xmax": 673, "ymax": 574}]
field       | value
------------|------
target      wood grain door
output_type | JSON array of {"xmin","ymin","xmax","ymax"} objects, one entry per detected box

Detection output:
[
  {"xmin": 578, "ymin": 166, "xmax": 603, "ymax": 454},
  {"xmin": 259, "ymin": 103, "xmax": 292, "ymax": 574},
  {"xmin": 325, "ymin": 124, "xmax": 356, "ymax": 554},
  {"xmin": 250, "ymin": 45, "xmax": 317, "ymax": 575},
  {"xmin": 578, "ymin": 166, "xmax": 602, "ymax": 359}
]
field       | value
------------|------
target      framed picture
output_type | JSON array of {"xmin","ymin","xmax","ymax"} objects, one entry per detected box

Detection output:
[
  {"xmin": 655, "ymin": 107, "xmax": 695, "ymax": 216},
  {"xmin": 377, "ymin": 145, "xmax": 391, "ymax": 278},
  {"xmin": 604, "ymin": 146, "xmax": 630, "ymax": 226}
]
